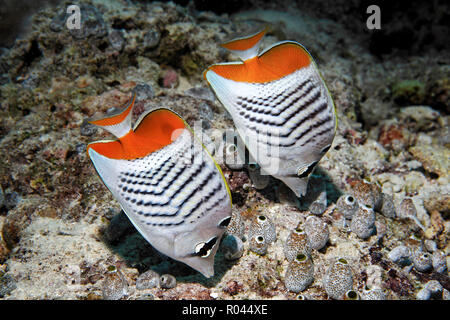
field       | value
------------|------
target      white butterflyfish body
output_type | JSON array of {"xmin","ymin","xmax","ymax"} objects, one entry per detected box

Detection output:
[
  {"xmin": 86, "ymin": 93, "xmax": 232, "ymax": 278},
  {"xmin": 204, "ymin": 27, "xmax": 337, "ymax": 197}
]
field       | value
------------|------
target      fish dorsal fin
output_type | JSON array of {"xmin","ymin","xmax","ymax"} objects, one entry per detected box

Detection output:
[
  {"xmin": 221, "ymin": 26, "xmax": 268, "ymax": 62},
  {"xmin": 132, "ymin": 108, "xmax": 186, "ymax": 148},
  {"xmin": 88, "ymin": 93, "xmax": 136, "ymax": 138},
  {"xmin": 88, "ymin": 108, "xmax": 186, "ymax": 160},
  {"xmin": 205, "ymin": 41, "xmax": 312, "ymax": 84}
]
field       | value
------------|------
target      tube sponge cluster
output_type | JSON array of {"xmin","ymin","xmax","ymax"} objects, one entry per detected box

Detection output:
[
  {"xmin": 350, "ymin": 204, "xmax": 376, "ymax": 239},
  {"xmin": 283, "ymin": 216, "xmax": 331, "ymax": 294},
  {"xmin": 335, "ymin": 179, "xmax": 397, "ymax": 240},
  {"xmin": 248, "ymin": 214, "xmax": 276, "ymax": 255}
]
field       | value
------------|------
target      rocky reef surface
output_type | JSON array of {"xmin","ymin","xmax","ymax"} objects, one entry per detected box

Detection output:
[{"xmin": 0, "ymin": 0, "xmax": 448, "ymax": 300}]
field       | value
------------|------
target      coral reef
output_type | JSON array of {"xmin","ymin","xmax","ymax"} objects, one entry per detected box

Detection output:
[{"xmin": 0, "ymin": 0, "xmax": 447, "ymax": 300}]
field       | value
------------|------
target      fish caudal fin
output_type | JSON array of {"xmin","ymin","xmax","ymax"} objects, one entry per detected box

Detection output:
[
  {"xmin": 88, "ymin": 93, "xmax": 136, "ymax": 139},
  {"xmin": 220, "ymin": 26, "xmax": 268, "ymax": 62}
]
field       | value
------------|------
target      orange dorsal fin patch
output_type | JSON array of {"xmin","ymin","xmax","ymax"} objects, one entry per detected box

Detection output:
[
  {"xmin": 220, "ymin": 26, "xmax": 268, "ymax": 61},
  {"xmin": 87, "ymin": 109, "xmax": 186, "ymax": 160},
  {"xmin": 206, "ymin": 41, "xmax": 312, "ymax": 83},
  {"xmin": 88, "ymin": 93, "xmax": 136, "ymax": 138}
]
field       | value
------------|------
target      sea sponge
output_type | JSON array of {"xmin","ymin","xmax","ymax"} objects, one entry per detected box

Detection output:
[
  {"xmin": 343, "ymin": 289, "xmax": 360, "ymax": 300},
  {"xmin": 249, "ymin": 234, "xmax": 269, "ymax": 255},
  {"xmin": 136, "ymin": 269, "xmax": 160, "ymax": 290},
  {"xmin": 226, "ymin": 210, "xmax": 245, "ymax": 240},
  {"xmin": 247, "ymin": 162, "xmax": 271, "ymax": 190},
  {"xmin": 397, "ymin": 198, "xmax": 425, "ymax": 230},
  {"xmin": 416, "ymin": 287, "xmax": 431, "ymax": 300},
  {"xmin": 431, "ymin": 250, "xmax": 447, "ymax": 273},
  {"xmin": 223, "ymin": 141, "xmax": 246, "ymax": 171},
  {"xmin": 379, "ymin": 192, "xmax": 396, "ymax": 218},
  {"xmin": 304, "ymin": 215, "xmax": 329, "ymax": 250},
  {"xmin": 160, "ymin": 274, "xmax": 176, "ymax": 289},
  {"xmin": 284, "ymin": 253, "xmax": 314, "ymax": 293},
  {"xmin": 323, "ymin": 258, "xmax": 354, "ymax": 300},
  {"xmin": 221, "ymin": 234, "xmax": 244, "ymax": 261},
  {"xmin": 309, "ymin": 190, "xmax": 327, "ymax": 216},
  {"xmin": 412, "ymin": 249, "xmax": 432, "ymax": 272},
  {"xmin": 336, "ymin": 194, "xmax": 358, "ymax": 220},
  {"xmin": 351, "ymin": 179, "xmax": 381, "ymax": 209},
  {"xmin": 362, "ymin": 287, "xmax": 386, "ymax": 300},
  {"xmin": 248, "ymin": 214, "xmax": 276, "ymax": 244},
  {"xmin": 387, "ymin": 245, "xmax": 412, "ymax": 266},
  {"xmin": 415, "ymin": 280, "xmax": 442, "ymax": 300},
  {"xmin": 283, "ymin": 226, "xmax": 311, "ymax": 262},
  {"xmin": 350, "ymin": 204, "xmax": 376, "ymax": 239},
  {"xmin": 101, "ymin": 267, "xmax": 128, "ymax": 300}
]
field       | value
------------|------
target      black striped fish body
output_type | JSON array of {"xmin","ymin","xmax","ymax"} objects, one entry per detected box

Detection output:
[
  {"xmin": 87, "ymin": 101, "xmax": 232, "ymax": 278},
  {"xmin": 205, "ymin": 32, "xmax": 337, "ymax": 197}
]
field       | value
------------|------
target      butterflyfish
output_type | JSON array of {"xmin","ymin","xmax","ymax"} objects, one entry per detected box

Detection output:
[
  {"xmin": 86, "ymin": 93, "xmax": 232, "ymax": 278},
  {"xmin": 204, "ymin": 27, "xmax": 337, "ymax": 197}
]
